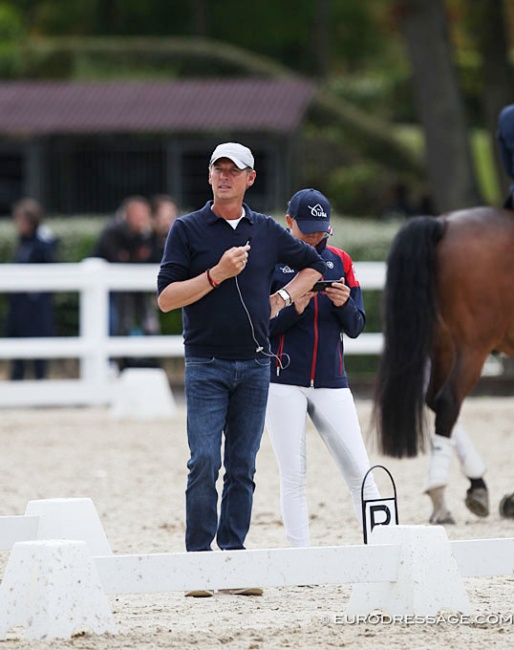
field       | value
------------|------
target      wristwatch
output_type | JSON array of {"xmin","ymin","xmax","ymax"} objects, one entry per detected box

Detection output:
[{"xmin": 277, "ymin": 288, "xmax": 293, "ymax": 307}]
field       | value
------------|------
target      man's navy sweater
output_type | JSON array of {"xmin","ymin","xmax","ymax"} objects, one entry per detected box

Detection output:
[{"xmin": 157, "ymin": 201, "xmax": 326, "ymax": 359}]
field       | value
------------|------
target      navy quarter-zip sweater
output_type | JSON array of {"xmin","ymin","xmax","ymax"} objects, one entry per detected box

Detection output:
[
  {"xmin": 157, "ymin": 201, "xmax": 326, "ymax": 360},
  {"xmin": 269, "ymin": 237, "xmax": 365, "ymax": 388}
]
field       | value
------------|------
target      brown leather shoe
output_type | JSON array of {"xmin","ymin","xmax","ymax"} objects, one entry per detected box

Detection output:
[
  {"xmin": 185, "ymin": 589, "xmax": 214, "ymax": 597},
  {"xmin": 219, "ymin": 587, "xmax": 263, "ymax": 596}
]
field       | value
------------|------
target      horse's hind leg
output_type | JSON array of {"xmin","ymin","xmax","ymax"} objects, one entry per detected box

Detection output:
[
  {"xmin": 424, "ymin": 439, "xmax": 456, "ymax": 525},
  {"xmin": 425, "ymin": 346, "xmax": 488, "ymax": 523},
  {"xmin": 452, "ymin": 423, "xmax": 488, "ymax": 517},
  {"xmin": 424, "ymin": 342, "xmax": 457, "ymax": 524}
]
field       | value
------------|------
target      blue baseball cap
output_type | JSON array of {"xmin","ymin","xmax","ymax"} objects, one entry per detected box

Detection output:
[{"xmin": 287, "ymin": 188, "xmax": 331, "ymax": 234}]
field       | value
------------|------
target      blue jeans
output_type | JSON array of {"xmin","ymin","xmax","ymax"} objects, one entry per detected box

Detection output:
[{"xmin": 184, "ymin": 356, "xmax": 270, "ymax": 551}]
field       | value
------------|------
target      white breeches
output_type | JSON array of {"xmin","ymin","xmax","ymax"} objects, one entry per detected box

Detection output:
[{"xmin": 265, "ymin": 383, "xmax": 380, "ymax": 548}]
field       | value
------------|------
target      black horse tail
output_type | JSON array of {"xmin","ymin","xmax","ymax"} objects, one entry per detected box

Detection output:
[{"xmin": 374, "ymin": 216, "xmax": 446, "ymax": 458}]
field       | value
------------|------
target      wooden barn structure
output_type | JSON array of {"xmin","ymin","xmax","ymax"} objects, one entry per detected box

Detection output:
[{"xmin": 0, "ymin": 79, "xmax": 314, "ymax": 216}]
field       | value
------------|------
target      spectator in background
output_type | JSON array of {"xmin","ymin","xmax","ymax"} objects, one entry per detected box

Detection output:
[
  {"xmin": 415, "ymin": 191, "xmax": 436, "ymax": 216},
  {"xmin": 4, "ymin": 198, "xmax": 58, "ymax": 380},
  {"xmin": 497, "ymin": 103, "xmax": 514, "ymax": 208},
  {"xmin": 91, "ymin": 196, "xmax": 160, "ymax": 370},
  {"xmin": 150, "ymin": 194, "xmax": 179, "ymax": 263},
  {"xmin": 380, "ymin": 181, "xmax": 415, "ymax": 221},
  {"xmin": 91, "ymin": 195, "xmax": 159, "ymax": 339}
]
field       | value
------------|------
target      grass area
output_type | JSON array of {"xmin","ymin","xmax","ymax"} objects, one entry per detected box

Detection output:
[{"xmin": 471, "ymin": 130, "xmax": 501, "ymax": 205}]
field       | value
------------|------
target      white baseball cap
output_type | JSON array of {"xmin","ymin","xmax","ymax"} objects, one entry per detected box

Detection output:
[{"xmin": 209, "ymin": 142, "xmax": 254, "ymax": 170}]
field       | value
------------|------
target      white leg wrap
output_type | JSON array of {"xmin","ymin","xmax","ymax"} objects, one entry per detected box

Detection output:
[
  {"xmin": 451, "ymin": 422, "xmax": 486, "ymax": 479},
  {"xmin": 424, "ymin": 433, "xmax": 455, "ymax": 493}
]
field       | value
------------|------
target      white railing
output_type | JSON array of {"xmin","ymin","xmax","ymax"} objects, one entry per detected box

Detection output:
[{"xmin": 0, "ymin": 258, "xmax": 386, "ymax": 408}]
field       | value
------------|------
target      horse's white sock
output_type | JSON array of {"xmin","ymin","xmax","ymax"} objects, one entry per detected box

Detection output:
[
  {"xmin": 424, "ymin": 433, "xmax": 455, "ymax": 493},
  {"xmin": 451, "ymin": 423, "xmax": 486, "ymax": 479}
]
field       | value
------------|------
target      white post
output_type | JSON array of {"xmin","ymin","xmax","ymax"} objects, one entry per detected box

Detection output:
[{"xmin": 79, "ymin": 258, "xmax": 112, "ymax": 394}]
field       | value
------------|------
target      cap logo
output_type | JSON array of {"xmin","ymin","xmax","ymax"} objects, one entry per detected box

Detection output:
[{"xmin": 308, "ymin": 203, "xmax": 328, "ymax": 219}]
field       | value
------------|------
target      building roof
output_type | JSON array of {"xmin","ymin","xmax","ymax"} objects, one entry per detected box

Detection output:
[{"xmin": 0, "ymin": 79, "xmax": 315, "ymax": 135}]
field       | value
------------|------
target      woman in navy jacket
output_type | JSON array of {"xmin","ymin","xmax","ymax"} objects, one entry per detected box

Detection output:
[
  {"xmin": 265, "ymin": 189, "xmax": 379, "ymax": 547},
  {"xmin": 4, "ymin": 198, "xmax": 57, "ymax": 379}
]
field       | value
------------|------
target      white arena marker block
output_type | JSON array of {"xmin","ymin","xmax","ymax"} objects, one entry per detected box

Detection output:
[
  {"xmin": 25, "ymin": 498, "xmax": 112, "ymax": 556},
  {"xmin": 346, "ymin": 525, "xmax": 471, "ymax": 618},
  {"xmin": 110, "ymin": 367, "xmax": 176, "ymax": 420},
  {"xmin": 0, "ymin": 515, "xmax": 40, "ymax": 550},
  {"xmin": 0, "ymin": 540, "xmax": 116, "ymax": 641}
]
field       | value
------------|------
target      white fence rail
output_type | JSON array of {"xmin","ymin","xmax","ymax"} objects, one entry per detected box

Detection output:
[
  {"xmin": 0, "ymin": 259, "xmax": 385, "ymax": 407},
  {"xmin": 1, "ymin": 498, "xmax": 514, "ymax": 641}
]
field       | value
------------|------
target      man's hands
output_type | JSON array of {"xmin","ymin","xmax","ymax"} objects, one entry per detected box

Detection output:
[
  {"xmin": 294, "ymin": 291, "xmax": 315, "ymax": 315},
  {"xmin": 158, "ymin": 243, "xmax": 250, "ymax": 312},
  {"xmin": 209, "ymin": 244, "xmax": 250, "ymax": 285}
]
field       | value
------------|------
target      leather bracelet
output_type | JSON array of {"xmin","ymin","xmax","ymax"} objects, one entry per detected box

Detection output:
[{"xmin": 206, "ymin": 268, "xmax": 219, "ymax": 288}]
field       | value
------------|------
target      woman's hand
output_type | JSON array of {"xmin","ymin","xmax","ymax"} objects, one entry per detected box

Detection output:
[{"xmin": 325, "ymin": 277, "xmax": 350, "ymax": 307}]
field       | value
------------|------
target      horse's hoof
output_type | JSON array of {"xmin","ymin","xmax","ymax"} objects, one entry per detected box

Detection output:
[
  {"xmin": 429, "ymin": 510, "xmax": 456, "ymax": 525},
  {"xmin": 465, "ymin": 486, "xmax": 489, "ymax": 518},
  {"xmin": 499, "ymin": 493, "xmax": 514, "ymax": 519}
]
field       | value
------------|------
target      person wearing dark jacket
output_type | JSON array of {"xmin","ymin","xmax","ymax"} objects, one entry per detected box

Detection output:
[
  {"xmin": 497, "ymin": 103, "xmax": 514, "ymax": 208},
  {"xmin": 158, "ymin": 144, "xmax": 324, "ymax": 595},
  {"xmin": 91, "ymin": 195, "xmax": 159, "ymax": 341},
  {"xmin": 5, "ymin": 198, "xmax": 58, "ymax": 380},
  {"xmin": 265, "ymin": 188, "xmax": 379, "ymax": 548}
]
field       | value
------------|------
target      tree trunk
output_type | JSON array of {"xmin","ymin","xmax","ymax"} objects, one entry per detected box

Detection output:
[
  {"xmin": 313, "ymin": 0, "xmax": 331, "ymax": 81},
  {"xmin": 467, "ymin": 0, "xmax": 514, "ymax": 199},
  {"xmin": 396, "ymin": 0, "xmax": 481, "ymax": 212},
  {"xmin": 191, "ymin": 0, "xmax": 208, "ymax": 38}
]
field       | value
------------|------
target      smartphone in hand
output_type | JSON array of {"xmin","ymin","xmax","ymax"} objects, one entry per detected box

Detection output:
[{"xmin": 311, "ymin": 280, "xmax": 334, "ymax": 292}]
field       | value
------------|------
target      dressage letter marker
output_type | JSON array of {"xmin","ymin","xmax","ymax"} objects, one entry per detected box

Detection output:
[{"xmin": 361, "ymin": 465, "xmax": 399, "ymax": 544}]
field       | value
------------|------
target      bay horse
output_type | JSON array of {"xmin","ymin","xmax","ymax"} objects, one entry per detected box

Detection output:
[{"xmin": 373, "ymin": 206, "xmax": 514, "ymax": 523}]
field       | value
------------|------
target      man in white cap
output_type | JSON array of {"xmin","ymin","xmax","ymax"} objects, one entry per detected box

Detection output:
[{"xmin": 157, "ymin": 143, "xmax": 325, "ymax": 596}]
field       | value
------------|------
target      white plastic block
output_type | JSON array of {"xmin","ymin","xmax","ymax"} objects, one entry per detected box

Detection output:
[
  {"xmin": 0, "ymin": 515, "xmax": 39, "ymax": 550},
  {"xmin": 347, "ymin": 525, "xmax": 471, "ymax": 617},
  {"xmin": 0, "ymin": 540, "xmax": 116, "ymax": 641},
  {"xmin": 110, "ymin": 367, "xmax": 176, "ymax": 420},
  {"xmin": 25, "ymin": 497, "xmax": 112, "ymax": 556}
]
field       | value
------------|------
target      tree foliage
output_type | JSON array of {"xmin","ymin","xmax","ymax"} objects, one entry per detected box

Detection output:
[{"xmin": 0, "ymin": 0, "xmax": 512, "ymax": 212}]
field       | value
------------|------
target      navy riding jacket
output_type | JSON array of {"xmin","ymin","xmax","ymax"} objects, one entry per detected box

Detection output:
[
  {"xmin": 269, "ymin": 237, "xmax": 365, "ymax": 388},
  {"xmin": 157, "ymin": 201, "xmax": 326, "ymax": 360},
  {"xmin": 498, "ymin": 104, "xmax": 514, "ymax": 193}
]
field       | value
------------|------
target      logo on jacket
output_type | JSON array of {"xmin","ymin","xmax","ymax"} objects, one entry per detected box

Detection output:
[
  {"xmin": 309, "ymin": 204, "xmax": 328, "ymax": 218},
  {"xmin": 326, "ymin": 261, "xmax": 334, "ymax": 269},
  {"xmin": 280, "ymin": 265, "xmax": 295, "ymax": 274}
]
